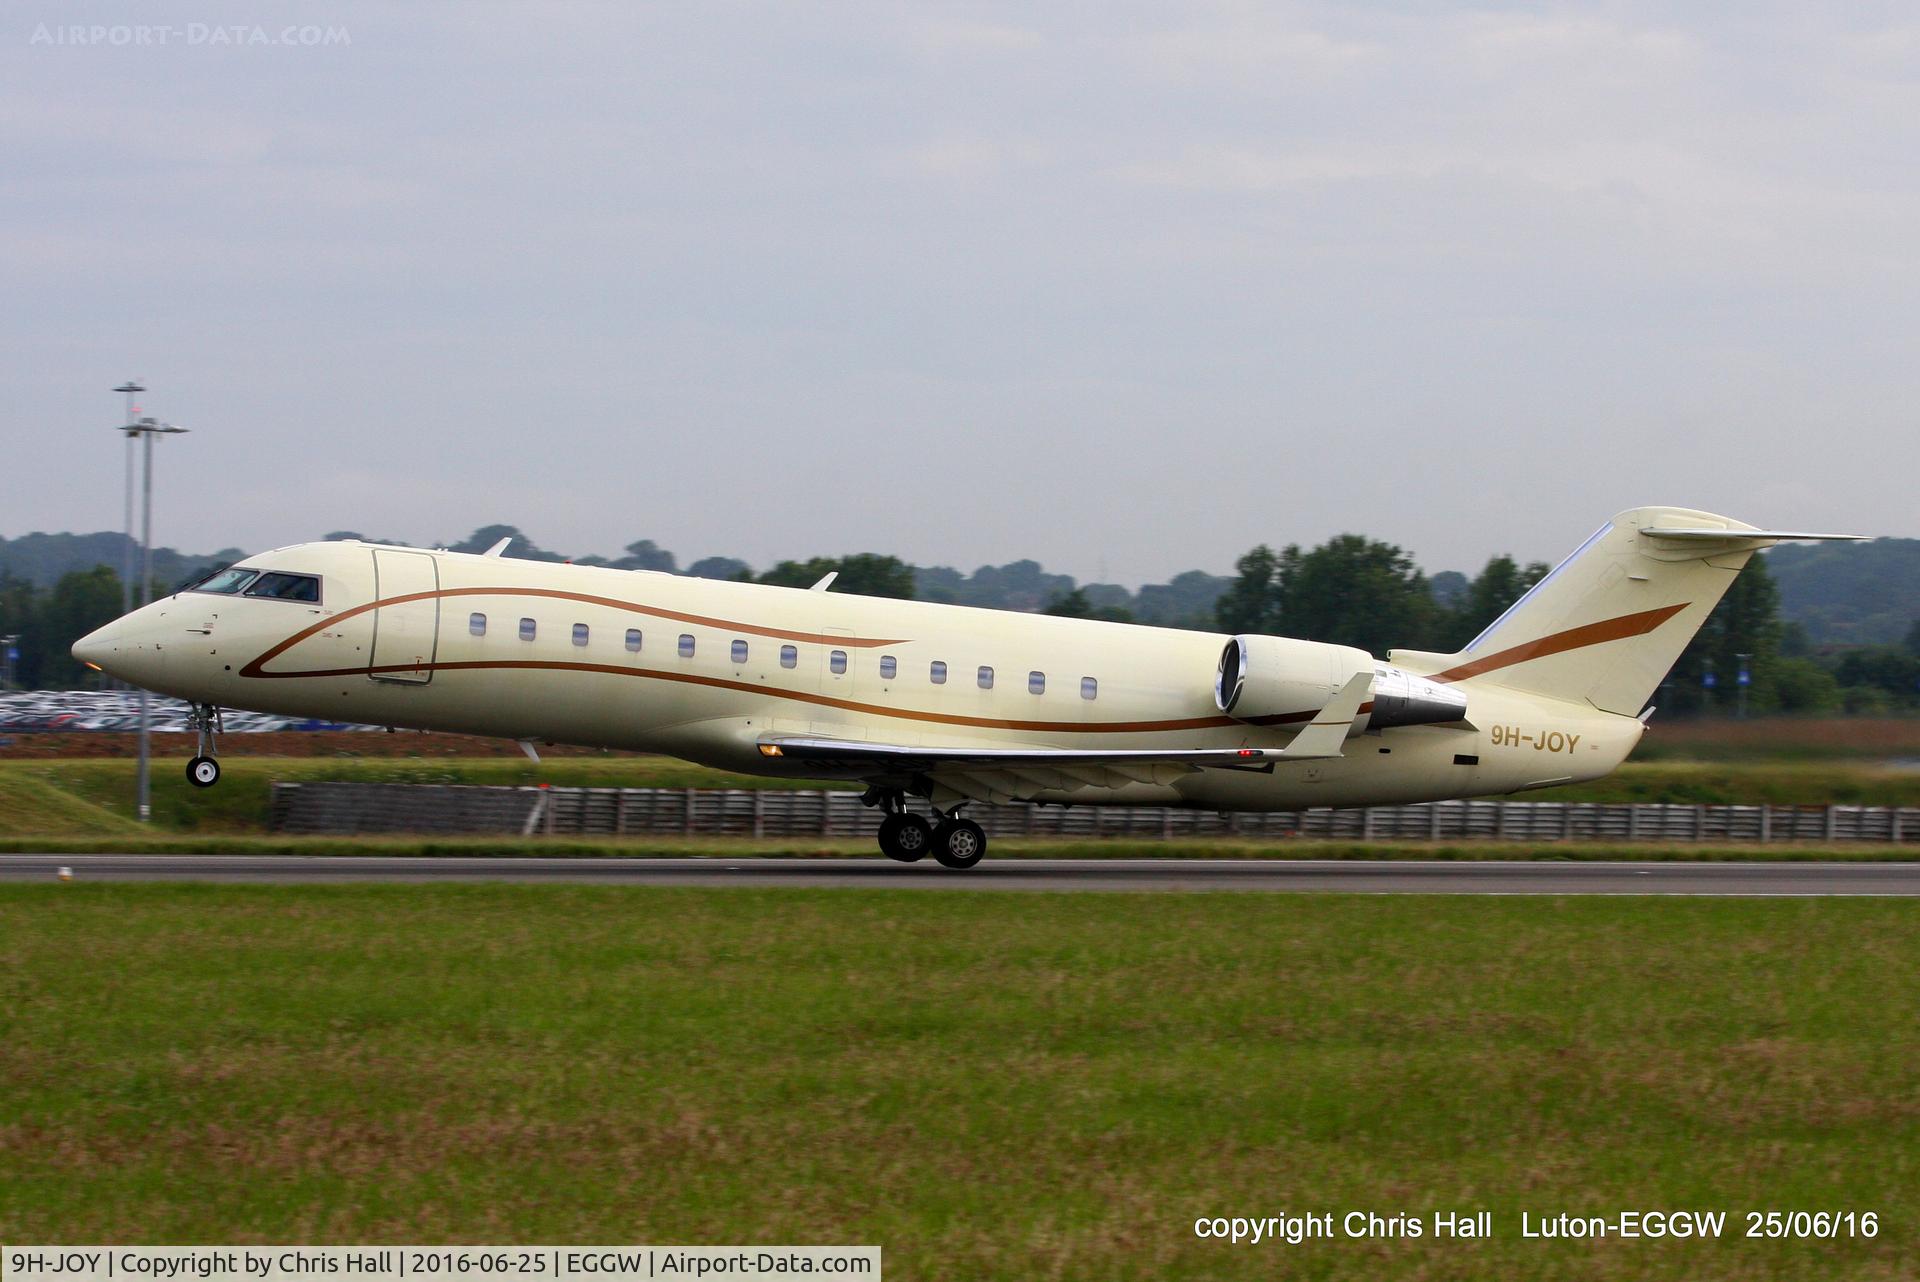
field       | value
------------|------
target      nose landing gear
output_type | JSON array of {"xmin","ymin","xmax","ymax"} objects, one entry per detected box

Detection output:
[{"xmin": 185, "ymin": 703, "xmax": 223, "ymax": 788}]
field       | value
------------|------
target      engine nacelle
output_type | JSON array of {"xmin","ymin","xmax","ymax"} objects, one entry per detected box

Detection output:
[
  {"xmin": 1215, "ymin": 636, "xmax": 1469, "ymax": 730},
  {"xmin": 1214, "ymin": 634, "xmax": 1373, "ymax": 724}
]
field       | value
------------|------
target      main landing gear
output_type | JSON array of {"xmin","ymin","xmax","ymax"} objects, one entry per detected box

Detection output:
[
  {"xmin": 185, "ymin": 703, "xmax": 223, "ymax": 788},
  {"xmin": 867, "ymin": 790, "xmax": 987, "ymax": 869},
  {"xmin": 877, "ymin": 811, "xmax": 933, "ymax": 862},
  {"xmin": 932, "ymin": 816, "xmax": 987, "ymax": 870}
]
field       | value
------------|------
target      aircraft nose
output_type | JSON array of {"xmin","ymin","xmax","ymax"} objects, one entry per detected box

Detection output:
[{"xmin": 72, "ymin": 620, "xmax": 121, "ymax": 673}]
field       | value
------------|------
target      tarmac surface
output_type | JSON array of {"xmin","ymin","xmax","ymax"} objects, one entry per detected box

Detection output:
[{"xmin": 4, "ymin": 854, "xmax": 1920, "ymax": 894}]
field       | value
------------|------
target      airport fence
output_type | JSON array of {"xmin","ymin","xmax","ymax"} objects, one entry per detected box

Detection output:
[
  {"xmin": 0, "ymin": 690, "xmax": 375, "ymax": 734},
  {"xmin": 269, "ymin": 782, "xmax": 1920, "ymax": 844}
]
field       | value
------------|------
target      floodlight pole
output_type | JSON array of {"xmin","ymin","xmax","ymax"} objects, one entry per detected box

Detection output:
[
  {"xmin": 119, "ymin": 414, "xmax": 189, "ymax": 823},
  {"xmin": 141, "ymin": 428, "xmax": 155, "ymax": 610},
  {"xmin": 114, "ymin": 381, "xmax": 143, "ymax": 619}
]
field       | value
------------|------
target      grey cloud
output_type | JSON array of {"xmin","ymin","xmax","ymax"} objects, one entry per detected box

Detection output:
[{"xmin": 2, "ymin": 2, "xmax": 1914, "ymax": 586}]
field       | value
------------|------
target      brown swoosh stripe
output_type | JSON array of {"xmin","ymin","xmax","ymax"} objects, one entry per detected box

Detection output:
[
  {"xmin": 240, "ymin": 596, "xmax": 1693, "ymax": 737},
  {"xmin": 239, "ymin": 586, "xmax": 908, "ymax": 680},
  {"xmin": 1425, "ymin": 602, "xmax": 1690, "ymax": 685},
  {"xmin": 1238, "ymin": 605, "xmax": 1688, "ymax": 719}
]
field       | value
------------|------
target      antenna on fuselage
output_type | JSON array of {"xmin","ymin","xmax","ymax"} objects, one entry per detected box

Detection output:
[
  {"xmin": 809, "ymin": 571, "xmax": 837, "ymax": 592},
  {"xmin": 483, "ymin": 536, "xmax": 512, "ymax": 557}
]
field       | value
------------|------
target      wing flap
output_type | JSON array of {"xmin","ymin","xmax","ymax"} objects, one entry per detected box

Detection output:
[{"xmin": 757, "ymin": 738, "xmax": 1280, "ymax": 771}]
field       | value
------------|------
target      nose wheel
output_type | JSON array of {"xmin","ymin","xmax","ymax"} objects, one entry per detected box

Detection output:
[{"xmin": 185, "ymin": 703, "xmax": 224, "ymax": 789}]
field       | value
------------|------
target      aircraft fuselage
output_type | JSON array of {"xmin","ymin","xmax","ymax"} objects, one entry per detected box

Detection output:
[{"xmin": 75, "ymin": 539, "xmax": 1642, "ymax": 811}]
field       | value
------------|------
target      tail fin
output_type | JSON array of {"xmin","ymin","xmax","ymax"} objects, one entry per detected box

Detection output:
[{"xmin": 1390, "ymin": 507, "xmax": 1862, "ymax": 716}]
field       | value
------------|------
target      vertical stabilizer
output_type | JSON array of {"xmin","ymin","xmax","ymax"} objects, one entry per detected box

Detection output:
[{"xmin": 1396, "ymin": 507, "xmax": 1853, "ymax": 716}]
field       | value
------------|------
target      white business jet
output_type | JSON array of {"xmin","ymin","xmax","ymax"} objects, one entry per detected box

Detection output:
[{"xmin": 73, "ymin": 507, "xmax": 1859, "ymax": 868}]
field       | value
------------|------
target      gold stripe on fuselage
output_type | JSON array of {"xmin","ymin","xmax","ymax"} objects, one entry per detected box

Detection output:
[{"xmin": 238, "ymin": 582, "xmax": 1684, "ymax": 737}]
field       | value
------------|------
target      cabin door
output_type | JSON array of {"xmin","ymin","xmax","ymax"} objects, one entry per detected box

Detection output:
[{"xmin": 368, "ymin": 549, "xmax": 440, "ymax": 684}]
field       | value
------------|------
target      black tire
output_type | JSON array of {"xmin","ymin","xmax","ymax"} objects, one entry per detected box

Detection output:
[
  {"xmin": 878, "ymin": 813, "xmax": 932, "ymax": 862},
  {"xmin": 932, "ymin": 818, "xmax": 987, "ymax": 869},
  {"xmin": 186, "ymin": 755, "xmax": 221, "ymax": 788}
]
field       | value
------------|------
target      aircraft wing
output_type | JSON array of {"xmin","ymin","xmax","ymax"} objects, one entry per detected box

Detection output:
[
  {"xmin": 756, "ymin": 673, "xmax": 1374, "ymax": 805},
  {"xmin": 758, "ymin": 738, "xmax": 1282, "ymax": 770},
  {"xmin": 757, "ymin": 737, "xmax": 1274, "ymax": 805}
]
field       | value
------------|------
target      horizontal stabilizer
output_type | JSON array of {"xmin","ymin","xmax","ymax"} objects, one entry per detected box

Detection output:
[{"xmin": 1640, "ymin": 527, "xmax": 1865, "ymax": 542}]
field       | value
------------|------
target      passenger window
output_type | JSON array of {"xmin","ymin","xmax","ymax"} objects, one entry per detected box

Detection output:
[
  {"xmin": 625, "ymin": 629, "xmax": 642, "ymax": 652},
  {"xmin": 469, "ymin": 612, "xmax": 486, "ymax": 637},
  {"xmin": 1081, "ymin": 676, "xmax": 1098, "ymax": 701},
  {"xmin": 930, "ymin": 660, "xmax": 947, "ymax": 684},
  {"xmin": 1028, "ymin": 671, "xmax": 1045, "ymax": 695},
  {"xmin": 519, "ymin": 617, "xmax": 536, "ymax": 641},
  {"xmin": 780, "ymin": 644, "xmax": 797, "ymax": 669},
  {"xmin": 572, "ymin": 623, "xmax": 589, "ymax": 647},
  {"xmin": 732, "ymin": 639, "xmax": 749, "ymax": 664},
  {"xmin": 678, "ymin": 634, "xmax": 695, "ymax": 658},
  {"xmin": 830, "ymin": 650, "xmax": 847, "ymax": 675},
  {"xmin": 244, "ymin": 571, "xmax": 322, "ymax": 603},
  {"xmin": 978, "ymin": 666, "xmax": 994, "ymax": 690},
  {"xmin": 879, "ymin": 655, "xmax": 897, "ymax": 680},
  {"xmin": 192, "ymin": 568, "xmax": 258, "ymax": 595}
]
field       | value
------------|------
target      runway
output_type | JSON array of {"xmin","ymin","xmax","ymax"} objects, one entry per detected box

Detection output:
[{"xmin": 4, "ymin": 854, "xmax": 1919, "ymax": 894}]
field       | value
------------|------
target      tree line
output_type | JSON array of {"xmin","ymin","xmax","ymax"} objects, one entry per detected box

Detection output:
[{"xmin": 2, "ymin": 526, "xmax": 1915, "ymax": 713}]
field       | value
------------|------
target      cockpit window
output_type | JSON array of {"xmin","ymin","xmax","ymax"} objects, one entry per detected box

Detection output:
[
  {"xmin": 191, "ymin": 568, "xmax": 259, "ymax": 595},
  {"xmin": 244, "ymin": 572, "xmax": 322, "ymax": 603}
]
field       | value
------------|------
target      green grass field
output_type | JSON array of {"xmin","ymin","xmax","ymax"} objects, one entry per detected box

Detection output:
[
  {"xmin": 3, "ymin": 755, "xmax": 1918, "ymax": 841},
  {"xmin": 0, "ymin": 886, "xmax": 1913, "ymax": 1280}
]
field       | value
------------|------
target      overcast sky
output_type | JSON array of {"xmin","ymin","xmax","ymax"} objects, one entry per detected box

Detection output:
[{"xmin": 4, "ymin": 3, "xmax": 1916, "ymax": 585}]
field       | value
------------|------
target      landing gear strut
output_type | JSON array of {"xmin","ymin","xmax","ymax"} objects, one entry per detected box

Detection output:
[
  {"xmin": 185, "ymin": 703, "xmax": 223, "ymax": 788},
  {"xmin": 864, "ymin": 789, "xmax": 987, "ymax": 868}
]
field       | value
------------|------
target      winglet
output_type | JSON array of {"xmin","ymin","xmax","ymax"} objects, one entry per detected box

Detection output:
[
  {"xmin": 1278, "ymin": 671, "xmax": 1374, "ymax": 759},
  {"xmin": 809, "ymin": 571, "xmax": 838, "ymax": 592},
  {"xmin": 484, "ymin": 537, "xmax": 513, "ymax": 557}
]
